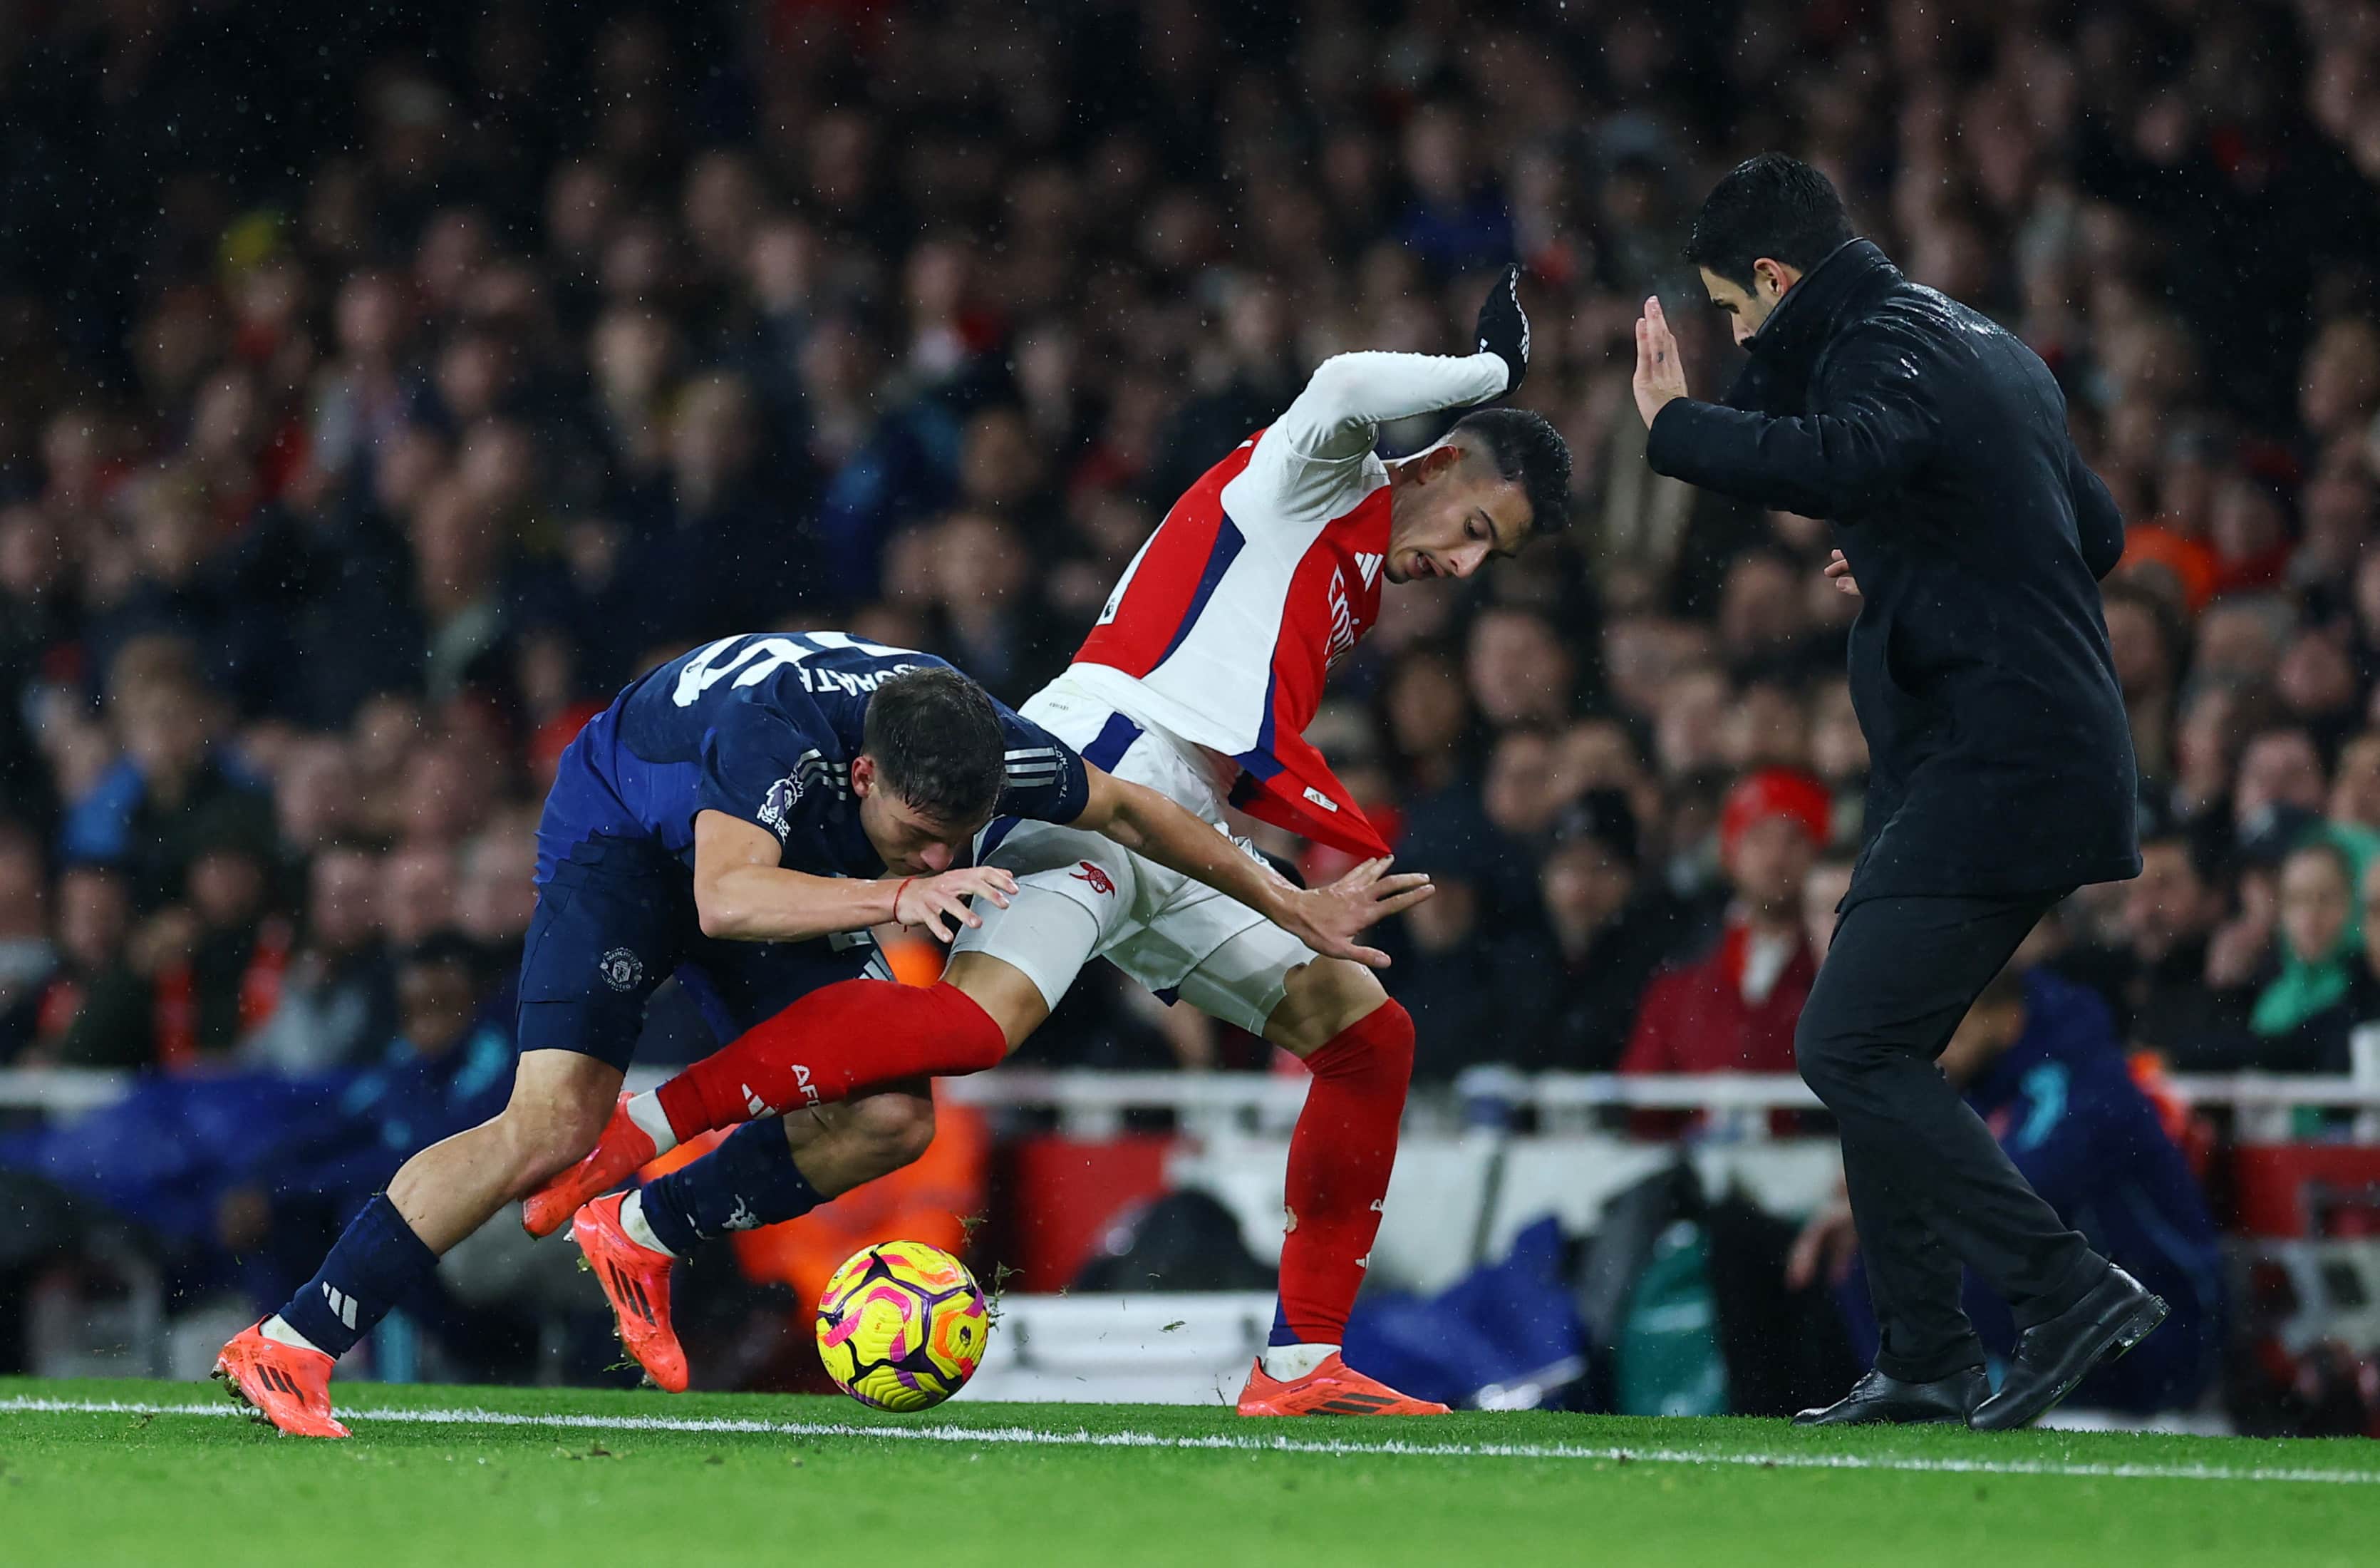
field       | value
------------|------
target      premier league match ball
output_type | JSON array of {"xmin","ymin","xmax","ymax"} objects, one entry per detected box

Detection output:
[{"xmin": 815, "ymin": 1241, "xmax": 992, "ymax": 1411}]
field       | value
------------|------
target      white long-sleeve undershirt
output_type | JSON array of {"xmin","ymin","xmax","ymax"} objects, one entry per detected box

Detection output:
[
  {"xmin": 1231, "ymin": 351, "xmax": 1511, "ymax": 527},
  {"xmin": 1269, "ymin": 350, "xmax": 1513, "ymax": 463}
]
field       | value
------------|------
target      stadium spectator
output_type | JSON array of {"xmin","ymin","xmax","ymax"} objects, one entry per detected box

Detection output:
[
  {"xmin": 2077, "ymin": 830, "xmax": 2255, "ymax": 1068},
  {"xmin": 242, "ymin": 844, "xmax": 396, "ymax": 1076},
  {"xmin": 1501, "ymin": 792, "xmax": 1692, "ymax": 1072},
  {"xmin": 1466, "ymin": 605, "xmax": 1574, "ymax": 730},
  {"xmin": 148, "ymin": 804, "xmax": 294, "ymax": 1070},
  {"xmin": 383, "ymin": 846, "xmax": 462, "ymax": 951},
  {"xmin": 24, "ymin": 865, "xmax": 148, "ymax": 1068},
  {"xmin": 60, "ymin": 636, "xmax": 274, "ymax": 910},
  {"xmin": 1619, "ymin": 768, "xmax": 1828, "ymax": 1078},
  {"xmin": 2245, "ymin": 832, "xmax": 2380, "ymax": 1073},
  {"xmin": 0, "ymin": 825, "xmax": 55, "ymax": 1058}
]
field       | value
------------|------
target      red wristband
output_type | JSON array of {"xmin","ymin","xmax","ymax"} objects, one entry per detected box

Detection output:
[{"xmin": 893, "ymin": 877, "xmax": 915, "ymax": 923}]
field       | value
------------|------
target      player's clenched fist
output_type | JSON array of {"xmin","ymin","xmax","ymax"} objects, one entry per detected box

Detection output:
[
  {"xmin": 894, "ymin": 866, "xmax": 1018, "ymax": 942},
  {"xmin": 1475, "ymin": 263, "xmax": 1531, "ymax": 395}
]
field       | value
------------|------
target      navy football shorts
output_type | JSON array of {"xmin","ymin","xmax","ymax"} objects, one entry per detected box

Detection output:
[{"xmin": 515, "ymin": 834, "xmax": 891, "ymax": 1071}]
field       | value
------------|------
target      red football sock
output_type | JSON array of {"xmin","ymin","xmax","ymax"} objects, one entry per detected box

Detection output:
[
  {"xmin": 1273, "ymin": 999, "xmax": 1414, "ymax": 1346},
  {"xmin": 653, "ymin": 979, "xmax": 1008, "ymax": 1141}
]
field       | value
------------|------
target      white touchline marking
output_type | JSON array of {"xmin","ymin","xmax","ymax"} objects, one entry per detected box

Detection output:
[{"xmin": 6, "ymin": 1396, "xmax": 2376, "ymax": 1487}]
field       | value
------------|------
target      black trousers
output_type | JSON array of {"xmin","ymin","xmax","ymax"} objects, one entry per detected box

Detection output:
[{"xmin": 1796, "ymin": 891, "xmax": 2108, "ymax": 1382}]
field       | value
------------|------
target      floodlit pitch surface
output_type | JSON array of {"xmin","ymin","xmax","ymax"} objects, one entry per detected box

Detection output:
[{"xmin": 5, "ymin": 1379, "xmax": 2376, "ymax": 1565}]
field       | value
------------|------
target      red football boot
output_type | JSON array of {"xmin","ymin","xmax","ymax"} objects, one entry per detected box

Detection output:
[
  {"xmin": 213, "ymin": 1321, "xmax": 351, "ymax": 1439},
  {"xmin": 1235, "ymin": 1352, "xmax": 1450, "ymax": 1416},
  {"xmin": 573, "ymin": 1192, "xmax": 689, "ymax": 1393},
  {"xmin": 523, "ymin": 1093, "xmax": 657, "ymax": 1239}
]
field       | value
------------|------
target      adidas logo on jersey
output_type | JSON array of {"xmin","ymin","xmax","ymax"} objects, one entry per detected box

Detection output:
[
  {"xmin": 743, "ymin": 1083, "xmax": 775, "ymax": 1118},
  {"xmin": 1302, "ymin": 786, "xmax": 1340, "ymax": 813},
  {"xmin": 1355, "ymin": 552, "xmax": 1382, "ymax": 587}
]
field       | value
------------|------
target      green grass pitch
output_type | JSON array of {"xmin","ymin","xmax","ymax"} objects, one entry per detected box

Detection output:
[{"xmin": 5, "ymin": 1378, "xmax": 2378, "ymax": 1567}]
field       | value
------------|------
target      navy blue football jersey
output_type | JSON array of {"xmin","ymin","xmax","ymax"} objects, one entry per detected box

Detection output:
[{"xmin": 541, "ymin": 631, "xmax": 1087, "ymax": 880}]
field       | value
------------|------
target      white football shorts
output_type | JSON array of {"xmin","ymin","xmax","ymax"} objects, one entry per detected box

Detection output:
[{"xmin": 951, "ymin": 671, "xmax": 1315, "ymax": 1036}]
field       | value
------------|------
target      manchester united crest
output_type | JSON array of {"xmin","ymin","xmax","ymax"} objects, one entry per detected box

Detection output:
[{"xmin": 599, "ymin": 947, "xmax": 643, "ymax": 991}]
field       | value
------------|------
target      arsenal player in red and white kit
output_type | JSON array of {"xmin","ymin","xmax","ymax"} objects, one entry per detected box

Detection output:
[
  {"xmin": 526, "ymin": 271, "xmax": 1570, "ymax": 1417},
  {"xmin": 950, "ymin": 267, "xmax": 1568, "ymax": 1414}
]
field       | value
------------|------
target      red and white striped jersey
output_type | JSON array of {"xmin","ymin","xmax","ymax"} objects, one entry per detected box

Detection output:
[{"xmin": 1070, "ymin": 349, "xmax": 1508, "ymax": 855}]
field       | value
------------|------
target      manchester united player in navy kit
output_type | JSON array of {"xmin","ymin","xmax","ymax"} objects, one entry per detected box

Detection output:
[
  {"xmin": 217, "ymin": 633, "xmax": 1428, "ymax": 1436},
  {"xmin": 524, "ymin": 269, "xmax": 1568, "ymax": 1418}
]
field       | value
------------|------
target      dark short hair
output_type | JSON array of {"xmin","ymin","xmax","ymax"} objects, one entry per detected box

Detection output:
[
  {"xmin": 1449, "ymin": 406, "xmax": 1571, "ymax": 538},
  {"xmin": 862, "ymin": 666, "xmax": 1008, "ymax": 825},
  {"xmin": 1683, "ymin": 154, "xmax": 1854, "ymax": 291}
]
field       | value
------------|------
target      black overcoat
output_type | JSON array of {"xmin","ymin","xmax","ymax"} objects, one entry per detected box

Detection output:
[{"xmin": 1647, "ymin": 239, "xmax": 2141, "ymax": 906}]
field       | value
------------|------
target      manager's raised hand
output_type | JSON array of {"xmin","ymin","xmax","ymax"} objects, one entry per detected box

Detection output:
[{"xmin": 1633, "ymin": 294, "xmax": 1688, "ymax": 427}]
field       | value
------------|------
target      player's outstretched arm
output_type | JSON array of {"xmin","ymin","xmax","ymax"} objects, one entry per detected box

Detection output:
[
  {"xmin": 1270, "ymin": 267, "xmax": 1528, "ymax": 463},
  {"xmin": 691, "ymin": 810, "xmax": 1015, "ymax": 944},
  {"xmin": 1070, "ymin": 769, "xmax": 1433, "ymax": 968}
]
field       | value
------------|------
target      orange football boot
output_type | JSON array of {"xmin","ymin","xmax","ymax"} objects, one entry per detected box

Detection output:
[
  {"xmin": 1235, "ymin": 1352, "xmax": 1450, "ymax": 1416},
  {"xmin": 212, "ymin": 1321, "xmax": 351, "ymax": 1439},
  {"xmin": 573, "ymin": 1192, "xmax": 689, "ymax": 1393},
  {"xmin": 524, "ymin": 1092, "xmax": 657, "ymax": 1238}
]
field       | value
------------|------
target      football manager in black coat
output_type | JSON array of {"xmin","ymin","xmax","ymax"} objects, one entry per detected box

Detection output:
[{"xmin": 1634, "ymin": 154, "xmax": 2165, "ymax": 1431}]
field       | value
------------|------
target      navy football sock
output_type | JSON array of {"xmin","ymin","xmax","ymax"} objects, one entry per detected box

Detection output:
[
  {"xmin": 636, "ymin": 1119, "xmax": 823, "ymax": 1257},
  {"xmin": 275, "ymin": 1194, "xmax": 440, "ymax": 1359}
]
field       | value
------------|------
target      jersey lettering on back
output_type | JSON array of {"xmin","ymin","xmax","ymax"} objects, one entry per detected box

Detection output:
[{"xmin": 546, "ymin": 631, "xmax": 1088, "ymax": 877}]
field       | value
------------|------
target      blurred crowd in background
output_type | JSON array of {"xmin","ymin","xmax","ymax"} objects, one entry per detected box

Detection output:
[{"xmin": 1, "ymin": 0, "xmax": 2380, "ymax": 1108}]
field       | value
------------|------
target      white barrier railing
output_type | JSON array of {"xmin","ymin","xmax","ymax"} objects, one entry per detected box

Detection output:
[
  {"xmin": 2, "ymin": 1066, "xmax": 2375, "ymax": 1141},
  {"xmin": 936, "ymin": 1071, "xmax": 2380, "ymax": 1141},
  {"xmin": 0, "ymin": 1068, "xmax": 142, "ymax": 1115}
]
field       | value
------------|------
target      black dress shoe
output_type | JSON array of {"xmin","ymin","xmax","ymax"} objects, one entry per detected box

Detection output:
[
  {"xmin": 1970, "ymin": 1265, "xmax": 2168, "ymax": 1432},
  {"xmin": 1793, "ymin": 1366, "xmax": 1988, "ymax": 1427}
]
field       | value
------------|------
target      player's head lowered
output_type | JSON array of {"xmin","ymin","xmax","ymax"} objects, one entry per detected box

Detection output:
[
  {"xmin": 1382, "ymin": 406, "xmax": 1571, "ymax": 584},
  {"xmin": 852, "ymin": 666, "xmax": 1009, "ymax": 875},
  {"xmin": 1683, "ymin": 153, "xmax": 1855, "ymax": 346}
]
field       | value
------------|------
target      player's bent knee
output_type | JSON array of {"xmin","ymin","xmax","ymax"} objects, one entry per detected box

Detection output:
[
  {"xmin": 941, "ymin": 950, "xmax": 1055, "ymax": 1053},
  {"xmin": 1266, "ymin": 957, "xmax": 1389, "ymax": 1058},
  {"xmin": 846, "ymin": 1091, "xmax": 937, "ymax": 1167},
  {"xmin": 1794, "ymin": 1018, "xmax": 1857, "ymax": 1098},
  {"xmin": 491, "ymin": 1113, "xmax": 592, "ymax": 1192},
  {"xmin": 495, "ymin": 1061, "xmax": 619, "ymax": 1185}
]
